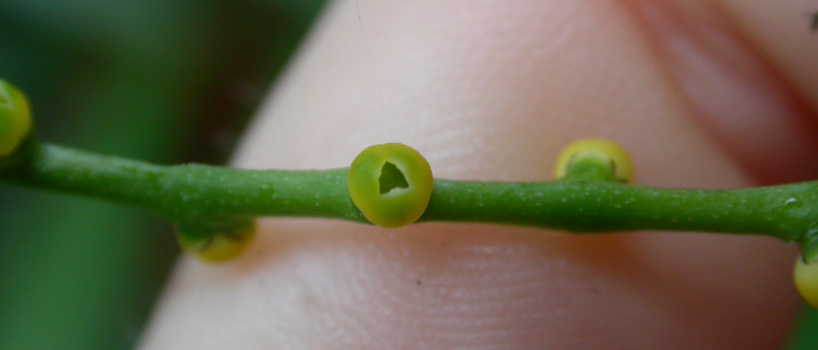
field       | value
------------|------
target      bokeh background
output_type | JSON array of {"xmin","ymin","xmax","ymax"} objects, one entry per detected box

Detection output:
[
  {"xmin": 0, "ymin": 1, "xmax": 816, "ymax": 349},
  {"xmin": 0, "ymin": 1, "xmax": 324, "ymax": 348}
]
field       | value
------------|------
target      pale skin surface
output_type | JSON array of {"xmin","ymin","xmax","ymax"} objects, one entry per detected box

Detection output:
[{"xmin": 138, "ymin": 0, "xmax": 818, "ymax": 349}]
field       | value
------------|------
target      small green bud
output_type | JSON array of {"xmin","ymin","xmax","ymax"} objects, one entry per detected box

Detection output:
[
  {"xmin": 554, "ymin": 138, "xmax": 633, "ymax": 183},
  {"xmin": 0, "ymin": 80, "xmax": 32, "ymax": 157},
  {"xmin": 175, "ymin": 220, "xmax": 255, "ymax": 263},
  {"xmin": 348, "ymin": 143, "xmax": 434, "ymax": 228},
  {"xmin": 794, "ymin": 255, "xmax": 818, "ymax": 308}
]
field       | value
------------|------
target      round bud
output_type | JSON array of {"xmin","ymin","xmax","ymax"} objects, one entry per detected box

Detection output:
[
  {"xmin": 348, "ymin": 143, "xmax": 433, "ymax": 228},
  {"xmin": 794, "ymin": 255, "xmax": 818, "ymax": 308},
  {"xmin": 554, "ymin": 138, "xmax": 633, "ymax": 183},
  {"xmin": 175, "ymin": 221, "xmax": 255, "ymax": 263},
  {"xmin": 0, "ymin": 80, "xmax": 32, "ymax": 157}
]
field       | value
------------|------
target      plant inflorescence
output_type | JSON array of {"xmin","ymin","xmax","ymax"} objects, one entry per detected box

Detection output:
[{"xmin": 3, "ymin": 79, "xmax": 818, "ymax": 306}]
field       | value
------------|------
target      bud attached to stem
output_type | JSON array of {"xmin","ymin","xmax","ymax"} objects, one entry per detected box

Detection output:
[
  {"xmin": 0, "ymin": 80, "xmax": 32, "ymax": 158},
  {"xmin": 175, "ymin": 220, "xmax": 255, "ymax": 263},
  {"xmin": 348, "ymin": 143, "xmax": 433, "ymax": 228},
  {"xmin": 794, "ymin": 255, "xmax": 818, "ymax": 308},
  {"xmin": 554, "ymin": 138, "xmax": 633, "ymax": 183}
]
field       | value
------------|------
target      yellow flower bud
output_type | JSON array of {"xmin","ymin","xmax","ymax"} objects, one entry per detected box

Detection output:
[
  {"xmin": 348, "ymin": 143, "xmax": 433, "ymax": 228},
  {"xmin": 0, "ymin": 80, "xmax": 32, "ymax": 157},
  {"xmin": 554, "ymin": 138, "xmax": 633, "ymax": 183},
  {"xmin": 175, "ymin": 221, "xmax": 255, "ymax": 263},
  {"xmin": 794, "ymin": 255, "xmax": 818, "ymax": 308}
]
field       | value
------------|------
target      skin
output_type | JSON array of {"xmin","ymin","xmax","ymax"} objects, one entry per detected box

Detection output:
[{"xmin": 138, "ymin": 0, "xmax": 818, "ymax": 348}]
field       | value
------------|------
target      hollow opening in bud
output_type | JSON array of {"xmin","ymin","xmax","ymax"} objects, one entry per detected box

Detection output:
[{"xmin": 379, "ymin": 161, "xmax": 409, "ymax": 195}]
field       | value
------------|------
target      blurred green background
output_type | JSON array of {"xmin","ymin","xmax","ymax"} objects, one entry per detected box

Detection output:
[
  {"xmin": 0, "ymin": 1, "xmax": 324, "ymax": 348},
  {"xmin": 0, "ymin": 1, "xmax": 817, "ymax": 349}
]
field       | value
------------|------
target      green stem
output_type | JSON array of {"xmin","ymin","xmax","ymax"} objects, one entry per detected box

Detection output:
[
  {"xmin": 1, "ymin": 142, "xmax": 365, "ymax": 223},
  {"xmin": 422, "ymin": 179, "xmax": 816, "ymax": 238},
  {"xmin": 3, "ymin": 142, "xmax": 818, "ymax": 259}
]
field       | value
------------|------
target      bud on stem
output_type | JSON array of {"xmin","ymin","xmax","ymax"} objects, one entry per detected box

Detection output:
[{"xmin": 0, "ymin": 80, "xmax": 32, "ymax": 158}]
